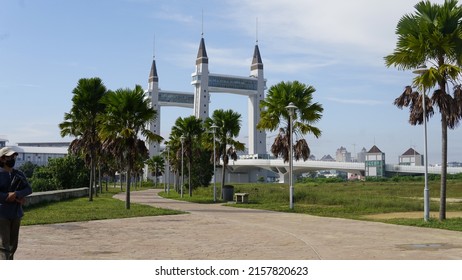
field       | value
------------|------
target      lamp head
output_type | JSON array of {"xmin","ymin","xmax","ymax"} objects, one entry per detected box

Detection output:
[{"xmin": 285, "ymin": 102, "xmax": 297, "ymax": 117}]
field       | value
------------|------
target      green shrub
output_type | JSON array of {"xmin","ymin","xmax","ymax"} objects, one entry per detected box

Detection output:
[{"xmin": 30, "ymin": 155, "xmax": 90, "ymax": 191}]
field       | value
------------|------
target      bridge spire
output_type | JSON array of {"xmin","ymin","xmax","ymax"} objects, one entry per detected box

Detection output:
[
  {"xmin": 149, "ymin": 34, "xmax": 159, "ymax": 84},
  {"xmin": 193, "ymin": 36, "xmax": 210, "ymax": 120},
  {"xmin": 251, "ymin": 44, "xmax": 263, "ymax": 71},
  {"xmin": 148, "ymin": 50, "xmax": 160, "ymax": 158},
  {"xmin": 196, "ymin": 37, "xmax": 208, "ymax": 65},
  {"xmin": 149, "ymin": 59, "xmax": 158, "ymax": 83}
]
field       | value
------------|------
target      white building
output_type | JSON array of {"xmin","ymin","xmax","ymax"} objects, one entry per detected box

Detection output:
[
  {"xmin": 336, "ymin": 146, "xmax": 352, "ymax": 162},
  {"xmin": 0, "ymin": 139, "xmax": 68, "ymax": 167},
  {"xmin": 398, "ymin": 147, "xmax": 423, "ymax": 166},
  {"xmin": 356, "ymin": 147, "xmax": 367, "ymax": 163}
]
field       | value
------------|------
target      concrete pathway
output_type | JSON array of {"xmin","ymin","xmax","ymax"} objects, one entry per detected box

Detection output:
[{"xmin": 15, "ymin": 189, "xmax": 462, "ymax": 259}]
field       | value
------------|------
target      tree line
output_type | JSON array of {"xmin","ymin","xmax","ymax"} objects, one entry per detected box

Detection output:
[
  {"xmin": 20, "ymin": 0, "xmax": 462, "ymax": 223},
  {"xmin": 43, "ymin": 77, "xmax": 323, "ymax": 210}
]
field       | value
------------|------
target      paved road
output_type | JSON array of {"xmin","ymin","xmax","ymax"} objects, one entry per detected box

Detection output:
[{"xmin": 16, "ymin": 189, "xmax": 462, "ymax": 259}]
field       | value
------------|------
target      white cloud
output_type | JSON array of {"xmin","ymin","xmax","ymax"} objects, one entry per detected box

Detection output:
[
  {"xmin": 265, "ymin": 57, "xmax": 338, "ymax": 74},
  {"xmin": 224, "ymin": 0, "xmax": 447, "ymax": 63}
]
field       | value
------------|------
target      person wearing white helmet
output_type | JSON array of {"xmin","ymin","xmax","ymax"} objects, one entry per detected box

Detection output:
[{"xmin": 0, "ymin": 147, "xmax": 32, "ymax": 260}]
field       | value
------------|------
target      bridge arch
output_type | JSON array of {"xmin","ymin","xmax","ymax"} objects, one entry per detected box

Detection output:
[{"xmin": 146, "ymin": 37, "xmax": 267, "ymax": 157}]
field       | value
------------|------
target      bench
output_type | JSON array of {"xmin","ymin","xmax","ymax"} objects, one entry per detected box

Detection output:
[{"xmin": 234, "ymin": 192, "xmax": 249, "ymax": 203}]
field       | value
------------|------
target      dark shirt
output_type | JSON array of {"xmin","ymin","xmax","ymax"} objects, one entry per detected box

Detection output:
[{"xmin": 0, "ymin": 168, "xmax": 33, "ymax": 219}]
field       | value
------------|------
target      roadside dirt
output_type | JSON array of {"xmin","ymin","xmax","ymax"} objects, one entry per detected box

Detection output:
[{"xmin": 364, "ymin": 211, "xmax": 462, "ymax": 219}]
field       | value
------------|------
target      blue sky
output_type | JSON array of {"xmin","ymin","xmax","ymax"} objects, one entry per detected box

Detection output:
[{"xmin": 1, "ymin": 0, "xmax": 461, "ymax": 164}]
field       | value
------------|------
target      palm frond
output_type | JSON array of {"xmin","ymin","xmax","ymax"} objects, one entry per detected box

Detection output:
[{"xmin": 294, "ymin": 139, "xmax": 310, "ymax": 161}]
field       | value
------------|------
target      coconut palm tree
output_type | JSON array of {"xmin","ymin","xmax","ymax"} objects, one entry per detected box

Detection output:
[
  {"xmin": 146, "ymin": 155, "xmax": 165, "ymax": 188},
  {"xmin": 59, "ymin": 77, "xmax": 108, "ymax": 201},
  {"xmin": 98, "ymin": 85, "xmax": 162, "ymax": 209},
  {"xmin": 163, "ymin": 140, "xmax": 181, "ymax": 192},
  {"xmin": 205, "ymin": 109, "xmax": 245, "ymax": 197},
  {"xmin": 257, "ymin": 81, "xmax": 323, "ymax": 163},
  {"xmin": 170, "ymin": 116, "xmax": 204, "ymax": 196},
  {"xmin": 385, "ymin": 0, "xmax": 462, "ymax": 220},
  {"xmin": 393, "ymin": 86, "xmax": 435, "ymax": 126}
]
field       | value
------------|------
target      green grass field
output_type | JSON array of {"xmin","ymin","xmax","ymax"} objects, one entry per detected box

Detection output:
[
  {"xmin": 161, "ymin": 179, "xmax": 462, "ymax": 231},
  {"xmin": 22, "ymin": 187, "xmax": 183, "ymax": 226},
  {"xmin": 21, "ymin": 178, "xmax": 462, "ymax": 231}
]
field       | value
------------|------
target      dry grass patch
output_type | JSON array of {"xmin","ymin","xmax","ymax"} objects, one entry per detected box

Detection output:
[{"xmin": 364, "ymin": 211, "xmax": 462, "ymax": 220}]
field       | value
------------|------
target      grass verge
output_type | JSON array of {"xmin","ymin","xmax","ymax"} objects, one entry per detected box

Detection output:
[
  {"xmin": 160, "ymin": 180, "xmax": 462, "ymax": 232},
  {"xmin": 22, "ymin": 187, "xmax": 183, "ymax": 226}
]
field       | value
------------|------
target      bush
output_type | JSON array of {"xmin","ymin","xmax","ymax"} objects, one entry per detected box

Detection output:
[
  {"xmin": 18, "ymin": 161, "xmax": 39, "ymax": 178},
  {"xmin": 30, "ymin": 155, "xmax": 90, "ymax": 192}
]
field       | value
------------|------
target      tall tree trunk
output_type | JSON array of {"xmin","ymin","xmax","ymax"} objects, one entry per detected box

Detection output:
[
  {"xmin": 175, "ymin": 171, "xmax": 179, "ymax": 192},
  {"xmin": 98, "ymin": 167, "xmax": 102, "ymax": 194},
  {"xmin": 440, "ymin": 116, "xmax": 448, "ymax": 221},
  {"xmin": 155, "ymin": 168, "xmax": 157, "ymax": 189},
  {"xmin": 188, "ymin": 159, "xmax": 192, "ymax": 197},
  {"xmin": 126, "ymin": 169, "xmax": 131, "ymax": 209},
  {"xmin": 120, "ymin": 173, "xmax": 123, "ymax": 191},
  {"xmin": 89, "ymin": 156, "xmax": 94, "ymax": 201},
  {"xmin": 221, "ymin": 161, "xmax": 226, "ymax": 199},
  {"xmin": 93, "ymin": 165, "xmax": 97, "ymax": 197},
  {"xmin": 173, "ymin": 171, "xmax": 177, "ymax": 192}
]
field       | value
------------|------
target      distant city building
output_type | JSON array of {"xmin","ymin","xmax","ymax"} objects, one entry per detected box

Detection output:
[
  {"xmin": 320, "ymin": 154, "xmax": 335, "ymax": 161},
  {"xmin": 365, "ymin": 145, "xmax": 385, "ymax": 177},
  {"xmin": 335, "ymin": 146, "xmax": 352, "ymax": 162},
  {"xmin": 356, "ymin": 147, "xmax": 367, "ymax": 163},
  {"xmin": 399, "ymin": 148, "xmax": 423, "ymax": 166}
]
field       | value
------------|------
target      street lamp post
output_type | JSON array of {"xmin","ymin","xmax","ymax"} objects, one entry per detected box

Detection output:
[
  {"xmin": 166, "ymin": 146, "xmax": 170, "ymax": 195},
  {"xmin": 286, "ymin": 102, "xmax": 297, "ymax": 210},
  {"xmin": 180, "ymin": 135, "xmax": 185, "ymax": 198},
  {"xmin": 210, "ymin": 124, "xmax": 219, "ymax": 202},
  {"xmin": 155, "ymin": 162, "xmax": 158, "ymax": 189},
  {"xmin": 413, "ymin": 65, "xmax": 430, "ymax": 222}
]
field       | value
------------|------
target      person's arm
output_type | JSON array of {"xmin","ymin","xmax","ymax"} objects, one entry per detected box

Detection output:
[
  {"xmin": 13, "ymin": 171, "xmax": 32, "ymax": 198},
  {"xmin": 6, "ymin": 192, "xmax": 17, "ymax": 202},
  {"xmin": 0, "ymin": 174, "xmax": 9, "ymax": 203}
]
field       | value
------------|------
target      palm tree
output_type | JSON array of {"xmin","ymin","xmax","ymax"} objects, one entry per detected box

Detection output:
[
  {"xmin": 98, "ymin": 84, "xmax": 163, "ymax": 209},
  {"xmin": 59, "ymin": 77, "xmax": 108, "ymax": 201},
  {"xmin": 164, "ymin": 140, "xmax": 181, "ymax": 192},
  {"xmin": 393, "ymin": 86, "xmax": 435, "ymax": 126},
  {"xmin": 257, "ymin": 81, "xmax": 323, "ymax": 163},
  {"xmin": 385, "ymin": 0, "xmax": 462, "ymax": 220},
  {"xmin": 170, "ymin": 116, "xmax": 204, "ymax": 196},
  {"xmin": 205, "ymin": 109, "xmax": 245, "ymax": 196},
  {"xmin": 146, "ymin": 155, "xmax": 165, "ymax": 188}
]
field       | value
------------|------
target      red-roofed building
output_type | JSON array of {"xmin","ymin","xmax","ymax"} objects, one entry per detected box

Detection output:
[{"xmin": 399, "ymin": 148, "xmax": 423, "ymax": 166}]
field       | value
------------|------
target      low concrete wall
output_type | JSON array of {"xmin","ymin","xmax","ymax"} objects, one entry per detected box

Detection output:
[{"xmin": 25, "ymin": 188, "xmax": 89, "ymax": 207}]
